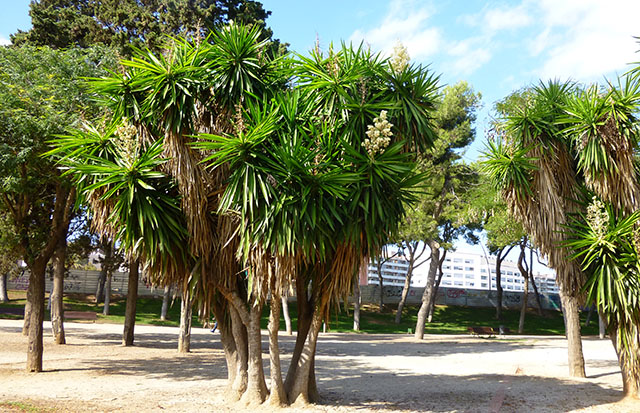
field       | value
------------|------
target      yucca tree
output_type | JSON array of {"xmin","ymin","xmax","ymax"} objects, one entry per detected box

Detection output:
[
  {"xmin": 196, "ymin": 41, "xmax": 438, "ymax": 404},
  {"xmin": 566, "ymin": 200, "xmax": 640, "ymax": 397},
  {"xmin": 483, "ymin": 80, "xmax": 587, "ymax": 377},
  {"xmin": 562, "ymin": 72, "xmax": 640, "ymax": 397},
  {"xmin": 51, "ymin": 122, "xmax": 190, "ymax": 346},
  {"xmin": 55, "ymin": 26, "xmax": 438, "ymax": 407}
]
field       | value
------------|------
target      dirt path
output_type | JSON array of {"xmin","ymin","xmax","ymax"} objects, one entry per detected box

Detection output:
[{"xmin": 0, "ymin": 319, "xmax": 638, "ymax": 412}]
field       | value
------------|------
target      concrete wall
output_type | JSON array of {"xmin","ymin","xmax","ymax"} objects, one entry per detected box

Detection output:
[
  {"xmin": 7, "ymin": 269, "xmax": 165, "ymax": 297},
  {"xmin": 7, "ymin": 270, "xmax": 562, "ymax": 310},
  {"xmin": 359, "ymin": 285, "xmax": 562, "ymax": 310}
]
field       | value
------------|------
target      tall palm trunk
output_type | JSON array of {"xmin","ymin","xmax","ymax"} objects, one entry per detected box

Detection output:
[
  {"xmin": 610, "ymin": 324, "xmax": 640, "ymax": 398},
  {"xmin": 50, "ymin": 238, "xmax": 67, "ymax": 345},
  {"xmin": 267, "ymin": 288, "xmax": 287, "ymax": 406},
  {"xmin": 122, "ymin": 257, "xmax": 139, "ymax": 346},
  {"xmin": 560, "ymin": 290, "xmax": 586, "ymax": 377}
]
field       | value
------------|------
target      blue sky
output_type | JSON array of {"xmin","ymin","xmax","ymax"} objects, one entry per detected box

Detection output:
[{"xmin": 2, "ymin": 0, "xmax": 640, "ymax": 269}]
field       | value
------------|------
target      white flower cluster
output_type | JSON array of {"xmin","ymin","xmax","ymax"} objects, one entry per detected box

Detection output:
[
  {"xmin": 114, "ymin": 121, "xmax": 139, "ymax": 165},
  {"xmin": 390, "ymin": 42, "xmax": 410, "ymax": 74},
  {"xmin": 586, "ymin": 196, "xmax": 609, "ymax": 238},
  {"xmin": 362, "ymin": 110, "xmax": 393, "ymax": 157}
]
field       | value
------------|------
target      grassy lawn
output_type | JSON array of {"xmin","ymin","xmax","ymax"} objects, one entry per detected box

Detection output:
[{"xmin": 1, "ymin": 290, "xmax": 600, "ymax": 336}]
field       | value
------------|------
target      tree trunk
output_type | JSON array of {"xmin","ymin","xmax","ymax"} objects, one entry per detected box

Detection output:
[
  {"xmin": 22, "ymin": 279, "xmax": 33, "ymax": 336},
  {"xmin": 241, "ymin": 299, "xmax": 268, "ymax": 405},
  {"xmin": 560, "ymin": 292, "xmax": 586, "ymax": 377},
  {"xmin": 395, "ymin": 246, "xmax": 416, "ymax": 324},
  {"xmin": 229, "ymin": 305, "xmax": 249, "ymax": 398},
  {"xmin": 178, "ymin": 287, "xmax": 193, "ymax": 353},
  {"xmin": 517, "ymin": 240, "xmax": 528, "ymax": 334},
  {"xmin": 528, "ymin": 249, "xmax": 544, "ymax": 316},
  {"xmin": 584, "ymin": 305, "xmax": 594, "ymax": 327},
  {"xmin": 0, "ymin": 273, "xmax": 8, "ymax": 302},
  {"xmin": 414, "ymin": 241, "xmax": 440, "ymax": 339},
  {"xmin": 353, "ymin": 277, "xmax": 361, "ymax": 331},
  {"xmin": 287, "ymin": 309, "xmax": 323, "ymax": 405},
  {"xmin": 529, "ymin": 271, "xmax": 544, "ymax": 316},
  {"xmin": 268, "ymin": 290, "xmax": 287, "ymax": 406},
  {"xmin": 160, "ymin": 285, "xmax": 171, "ymax": 321},
  {"xmin": 427, "ymin": 250, "xmax": 447, "ymax": 323},
  {"xmin": 496, "ymin": 248, "xmax": 504, "ymax": 320},
  {"xmin": 285, "ymin": 279, "xmax": 313, "ymax": 395},
  {"xmin": 376, "ymin": 259, "xmax": 384, "ymax": 311},
  {"xmin": 281, "ymin": 294, "xmax": 292, "ymax": 335},
  {"xmin": 26, "ymin": 259, "xmax": 46, "ymax": 372},
  {"xmin": 50, "ymin": 239, "xmax": 66, "ymax": 345},
  {"xmin": 102, "ymin": 272, "xmax": 112, "ymax": 316},
  {"xmin": 599, "ymin": 314, "xmax": 606, "ymax": 339},
  {"xmin": 95, "ymin": 241, "xmax": 112, "ymax": 304},
  {"xmin": 122, "ymin": 257, "xmax": 139, "ymax": 346},
  {"xmin": 610, "ymin": 326, "xmax": 640, "ymax": 398}
]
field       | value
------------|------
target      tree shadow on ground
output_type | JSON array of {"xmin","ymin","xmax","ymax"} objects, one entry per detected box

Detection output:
[
  {"xmin": 73, "ymin": 352, "xmax": 228, "ymax": 381},
  {"xmin": 313, "ymin": 357, "xmax": 626, "ymax": 413}
]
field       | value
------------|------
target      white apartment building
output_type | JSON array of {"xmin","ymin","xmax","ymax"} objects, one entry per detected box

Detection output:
[
  {"xmin": 367, "ymin": 250, "xmax": 559, "ymax": 294},
  {"xmin": 365, "ymin": 257, "xmax": 413, "ymax": 286}
]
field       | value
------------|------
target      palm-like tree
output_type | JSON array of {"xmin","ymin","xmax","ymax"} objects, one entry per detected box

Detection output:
[
  {"xmin": 483, "ymin": 80, "xmax": 587, "ymax": 377},
  {"xmin": 54, "ymin": 26, "xmax": 439, "ymax": 406},
  {"xmin": 485, "ymin": 73, "xmax": 640, "ymax": 393},
  {"xmin": 562, "ymin": 73, "xmax": 640, "ymax": 396}
]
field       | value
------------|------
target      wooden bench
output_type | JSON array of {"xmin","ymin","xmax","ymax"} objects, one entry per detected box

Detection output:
[
  {"xmin": 64, "ymin": 311, "xmax": 98, "ymax": 322},
  {"xmin": 467, "ymin": 326, "xmax": 496, "ymax": 337}
]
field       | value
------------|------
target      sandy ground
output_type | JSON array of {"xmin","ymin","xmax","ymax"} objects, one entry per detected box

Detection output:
[{"xmin": 0, "ymin": 319, "xmax": 638, "ymax": 413}]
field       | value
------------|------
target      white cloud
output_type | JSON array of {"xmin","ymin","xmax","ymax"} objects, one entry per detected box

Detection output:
[
  {"xmin": 0, "ymin": 36, "xmax": 10, "ymax": 46},
  {"xmin": 530, "ymin": 0, "xmax": 640, "ymax": 80},
  {"xmin": 483, "ymin": 6, "xmax": 532, "ymax": 31},
  {"xmin": 349, "ymin": 0, "xmax": 442, "ymax": 60},
  {"xmin": 446, "ymin": 37, "xmax": 492, "ymax": 76}
]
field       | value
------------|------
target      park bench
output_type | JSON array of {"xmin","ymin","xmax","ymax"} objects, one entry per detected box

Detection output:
[
  {"xmin": 467, "ymin": 326, "xmax": 495, "ymax": 337},
  {"xmin": 467, "ymin": 326, "xmax": 511, "ymax": 337},
  {"xmin": 64, "ymin": 311, "xmax": 98, "ymax": 322}
]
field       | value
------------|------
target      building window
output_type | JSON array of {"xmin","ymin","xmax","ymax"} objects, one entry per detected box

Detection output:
[
  {"xmin": 465, "ymin": 266, "xmax": 474, "ymax": 271},
  {"xmin": 454, "ymin": 273, "xmax": 463, "ymax": 278},
  {"xmin": 507, "ymin": 271, "xmax": 513, "ymax": 276},
  {"xmin": 445, "ymin": 258, "xmax": 451, "ymax": 262},
  {"xmin": 481, "ymin": 275, "xmax": 488, "ymax": 280},
  {"xmin": 453, "ymin": 281, "xmax": 463, "ymax": 286},
  {"xmin": 444, "ymin": 265, "xmax": 451, "ymax": 270},
  {"xmin": 481, "ymin": 283, "xmax": 488, "ymax": 288},
  {"xmin": 443, "ymin": 280, "xmax": 452, "ymax": 286},
  {"xmin": 465, "ymin": 274, "xmax": 474, "ymax": 279},
  {"xmin": 491, "ymin": 269, "xmax": 496, "ymax": 273},
  {"xmin": 453, "ymin": 266, "xmax": 463, "ymax": 271},
  {"xmin": 445, "ymin": 273, "xmax": 452, "ymax": 278},
  {"xmin": 453, "ymin": 258, "xmax": 463, "ymax": 263},
  {"xmin": 465, "ymin": 282, "xmax": 474, "ymax": 287},
  {"xmin": 480, "ymin": 268, "xmax": 487, "ymax": 273},
  {"xmin": 491, "ymin": 276, "xmax": 496, "ymax": 281}
]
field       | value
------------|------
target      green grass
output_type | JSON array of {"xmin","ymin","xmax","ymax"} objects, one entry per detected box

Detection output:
[
  {"xmin": 0, "ymin": 401, "xmax": 53, "ymax": 412},
  {"xmin": 1, "ymin": 290, "xmax": 600, "ymax": 336}
]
